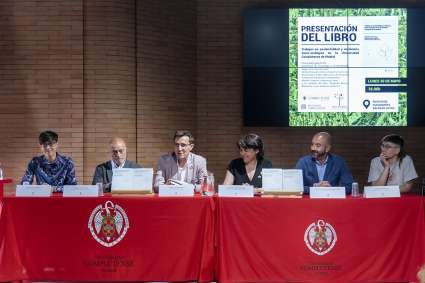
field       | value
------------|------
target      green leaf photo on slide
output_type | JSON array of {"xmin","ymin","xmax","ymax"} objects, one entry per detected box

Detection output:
[{"xmin": 289, "ymin": 8, "xmax": 407, "ymax": 126}]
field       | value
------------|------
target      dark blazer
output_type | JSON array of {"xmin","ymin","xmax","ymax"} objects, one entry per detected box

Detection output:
[
  {"xmin": 92, "ymin": 160, "xmax": 141, "ymax": 192},
  {"xmin": 295, "ymin": 153, "xmax": 353, "ymax": 195}
]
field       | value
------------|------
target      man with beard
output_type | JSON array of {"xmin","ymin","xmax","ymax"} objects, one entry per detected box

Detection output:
[{"xmin": 295, "ymin": 132, "xmax": 353, "ymax": 194}]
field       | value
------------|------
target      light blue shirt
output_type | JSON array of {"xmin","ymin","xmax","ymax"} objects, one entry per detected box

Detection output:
[
  {"xmin": 296, "ymin": 153, "xmax": 354, "ymax": 194},
  {"xmin": 315, "ymin": 156, "xmax": 328, "ymax": 182}
]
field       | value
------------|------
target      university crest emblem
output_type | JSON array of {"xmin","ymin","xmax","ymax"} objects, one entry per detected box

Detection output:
[
  {"xmin": 304, "ymin": 219, "xmax": 337, "ymax": 256},
  {"xmin": 88, "ymin": 201, "xmax": 129, "ymax": 247}
]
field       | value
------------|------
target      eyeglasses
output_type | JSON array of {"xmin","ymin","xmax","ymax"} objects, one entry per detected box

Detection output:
[
  {"xmin": 174, "ymin": 143, "xmax": 191, "ymax": 149},
  {"xmin": 380, "ymin": 143, "xmax": 399, "ymax": 150},
  {"xmin": 112, "ymin": 149, "xmax": 125, "ymax": 155},
  {"xmin": 41, "ymin": 142, "xmax": 57, "ymax": 149}
]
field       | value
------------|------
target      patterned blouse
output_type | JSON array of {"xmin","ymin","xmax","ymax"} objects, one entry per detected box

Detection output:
[{"xmin": 21, "ymin": 153, "xmax": 77, "ymax": 192}]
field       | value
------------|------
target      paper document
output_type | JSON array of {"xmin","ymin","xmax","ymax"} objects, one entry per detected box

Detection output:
[{"xmin": 112, "ymin": 168, "xmax": 153, "ymax": 192}]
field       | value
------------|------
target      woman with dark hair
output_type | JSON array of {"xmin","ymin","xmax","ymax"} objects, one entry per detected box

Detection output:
[
  {"xmin": 21, "ymin": 130, "xmax": 77, "ymax": 192},
  {"xmin": 368, "ymin": 134, "xmax": 417, "ymax": 193},
  {"xmin": 223, "ymin": 133, "xmax": 272, "ymax": 188}
]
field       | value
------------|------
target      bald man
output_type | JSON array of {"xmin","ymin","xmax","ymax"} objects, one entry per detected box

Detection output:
[
  {"xmin": 295, "ymin": 132, "xmax": 353, "ymax": 194},
  {"xmin": 92, "ymin": 137, "xmax": 141, "ymax": 192}
]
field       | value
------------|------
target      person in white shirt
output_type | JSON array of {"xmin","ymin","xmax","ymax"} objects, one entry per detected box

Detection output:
[{"xmin": 368, "ymin": 134, "xmax": 417, "ymax": 193}]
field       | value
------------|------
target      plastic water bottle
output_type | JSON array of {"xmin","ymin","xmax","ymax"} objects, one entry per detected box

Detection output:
[
  {"xmin": 201, "ymin": 172, "xmax": 215, "ymax": 196},
  {"xmin": 351, "ymin": 182, "xmax": 360, "ymax": 197},
  {"xmin": 206, "ymin": 172, "xmax": 215, "ymax": 196}
]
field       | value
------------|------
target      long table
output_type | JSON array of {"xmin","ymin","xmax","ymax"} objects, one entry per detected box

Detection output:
[
  {"xmin": 1, "ymin": 193, "xmax": 424, "ymax": 282},
  {"xmin": 217, "ymin": 196, "xmax": 425, "ymax": 282},
  {"xmin": 0, "ymin": 194, "xmax": 215, "ymax": 282}
]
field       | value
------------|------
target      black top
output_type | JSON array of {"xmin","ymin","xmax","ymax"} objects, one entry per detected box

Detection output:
[{"xmin": 227, "ymin": 157, "xmax": 272, "ymax": 188}]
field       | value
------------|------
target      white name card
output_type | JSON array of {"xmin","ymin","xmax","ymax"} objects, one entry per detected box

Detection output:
[
  {"xmin": 218, "ymin": 185, "xmax": 254, "ymax": 198},
  {"xmin": 63, "ymin": 185, "xmax": 102, "ymax": 197},
  {"xmin": 16, "ymin": 185, "xmax": 52, "ymax": 197},
  {"xmin": 310, "ymin": 187, "xmax": 346, "ymax": 199},
  {"xmin": 158, "ymin": 185, "xmax": 194, "ymax": 197},
  {"xmin": 112, "ymin": 168, "xmax": 153, "ymax": 192},
  {"xmin": 262, "ymin": 169, "xmax": 303, "ymax": 193},
  {"xmin": 364, "ymin": 186, "xmax": 400, "ymax": 198}
]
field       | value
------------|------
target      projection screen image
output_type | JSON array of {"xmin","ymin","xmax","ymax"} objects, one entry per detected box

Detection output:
[{"xmin": 289, "ymin": 8, "xmax": 407, "ymax": 126}]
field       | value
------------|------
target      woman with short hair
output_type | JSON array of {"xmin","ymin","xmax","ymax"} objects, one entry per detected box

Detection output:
[
  {"xmin": 223, "ymin": 133, "xmax": 272, "ymax": 188},
  {"xmin": 21, "ymin": 130, "xmax": 77, "ymax": 192},
  {"xmin": 368, "ymin": 134, "xmax": 417, "ymax": 193}
]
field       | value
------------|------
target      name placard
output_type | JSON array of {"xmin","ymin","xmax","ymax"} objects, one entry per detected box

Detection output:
[
  {"xmin": 16, "ymin": 185, "xmax": 52, "ymax": 197},
  {"xmin": 364, "ymin": 186, "xmax": 400, "ymax": 198},
  {"xmin": 63, "ymin": 185, "xmax": 102, "ymax": 197},
  {"xmin": 158, "ymin": 185, "xmax": 194, "ymax": 197},
  {"xmin": 218, "ymin": 185, "xmax": 254, "ymax": 198},
  {"xmin": 310, "ymin": 187, "xmax": 346, "ymax": 199},
  {"xmin": 112, "ymin": 168, "xmax": 153, "ymax": 193}
]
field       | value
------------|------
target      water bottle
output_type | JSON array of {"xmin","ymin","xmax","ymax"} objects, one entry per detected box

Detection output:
[
  {"xmin": 351, "ymin": 182, "xmax": 360, "ymax": 198},
  {"xmin": 206, "ymin": 172, "xmax": 215, "ymax": 196},
  {"xmin": 97, "ymin": 182, "xmax": 104, "ymax": 194},
  {"xmin": 200, "ymin": 176, "xmax": 208, "ymax": 195},
  {"xmin": 201, "ymin": 172, "xmax": 215, "ymax": 196},
  {"xmin": 0, "ymin": 166, "xmax": 3, "ymax": 180}
]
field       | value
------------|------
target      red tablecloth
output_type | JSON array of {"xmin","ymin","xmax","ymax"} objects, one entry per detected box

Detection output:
[
  {"xmin": 1, "ymin": 194, "xmax": 425, "ymax": 282},
  {"xmin": 0, "ymin": 194, "xmax": 215, "ymax": 282},
  {"xmin": 217, "ymin": 195, "xmax": 425, "ymax": 283}
]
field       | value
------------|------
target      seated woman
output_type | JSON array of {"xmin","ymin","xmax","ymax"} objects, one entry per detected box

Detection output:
[
  {"xmin": 223, "ymin": 133, "xmax": 272, "ymax": 188},
  {"xmin": 368, "ymin": 134, "xmax": 417, "ymax": 193},
  {"xmin": 21, "ymin": 130, "xmax": 77, "ymax": 192}
]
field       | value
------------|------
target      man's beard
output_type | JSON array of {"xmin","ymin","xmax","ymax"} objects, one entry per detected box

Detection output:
[{"xmin": 311, "ymin": 150, "xmax": 326, "ymax": 159}]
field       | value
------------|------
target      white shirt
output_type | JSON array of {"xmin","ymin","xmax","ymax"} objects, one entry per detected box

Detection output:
[
  {"xmin": 176, "ymin": 160, "xmax": 188, "ymax": 182},
  {"xmin": 368, "ymin": 155, "xmax": 418, "ymax": 186},
  {"xmin": 111, "ymin": 160, "xmax": 125, "ymax": 169}
]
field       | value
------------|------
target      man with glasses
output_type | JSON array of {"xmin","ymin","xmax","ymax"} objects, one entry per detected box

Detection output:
[
  {"xmin": 21, "ymin": 130, "xmax": 77, "ymax": 192},
  {"xmin": 368, "ymin": 134, "xmax": 417, "ymax": 193},
  {"xmin": 92, "ymin": 137, "xmax": 141, "ymax": 192},
  {"xmin": 295, "ymin": 132, "xmax": 353, "ymax": 194},
  {"xmin": 153, "ymin": 130, "xmax": 207, "ymax": 193}
]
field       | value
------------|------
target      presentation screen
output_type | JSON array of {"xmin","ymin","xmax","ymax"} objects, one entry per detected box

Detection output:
[
  {"xmin": 243, "ymin": 6, "xmax": 425, "ymax": 127},
  {"xmin": 290, "ymin": 8, "xmax": 406, "ymax": 126}
]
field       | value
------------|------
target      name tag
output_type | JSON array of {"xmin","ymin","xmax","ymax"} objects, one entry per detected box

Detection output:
[
  {"xmin": 218, "ymin": 185, "xmax": 254, "ymax": 198},
  {"xmin": 364, "ymin": 186, "xmax": 400, "ymax": 198},
  {"xmin": 310, "ymin": 187, "xmax": 346, "ymax": 199},
  {"xmin": 158, "ymin": 185, "xmax": 194, "ymax": 197},
  {"xmin": 63, "ymin": 185, "xmax": 102, "ymax": 197},
  {"xmin": 16, "ymin": 185, "xmax": 52, "ymax": 197}
]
